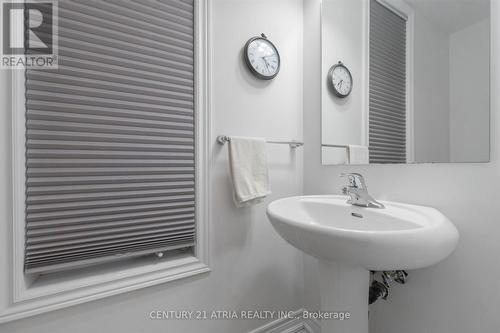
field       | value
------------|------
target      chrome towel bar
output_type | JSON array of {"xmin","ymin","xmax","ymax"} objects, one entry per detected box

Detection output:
[
  {"xmin": 322, "ymin": 144, "xmax": 349, "ymax": 149},
  {"xmin": 217, "ymin": 135, "xmax": 304, "ymax": 149},
  {"xmin": 322, "ymin": 144, "xmax": 372, "ymax": 150}
]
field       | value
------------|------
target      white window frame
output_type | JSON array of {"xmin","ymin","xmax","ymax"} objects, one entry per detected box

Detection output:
[
  {"xmin": 0, "ymin": 0, "xmax": 211, "ymax": 323},
  {"xmin": 364, "ymin": 0, "xmax": 415, "ymax": 163}
]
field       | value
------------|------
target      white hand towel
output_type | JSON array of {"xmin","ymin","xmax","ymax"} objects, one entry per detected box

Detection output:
[
  {"xmin": 348, "ymin": 145, "xmax": 369, "ymax": 165},
  {"xmin": 228, "ymin": 136, "xmax": 271, "ymax": 207}
]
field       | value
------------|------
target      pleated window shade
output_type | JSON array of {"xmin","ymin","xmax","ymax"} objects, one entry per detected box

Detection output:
[
  {"xmin": 369, "ymin": 0, "xmax": 407, "ymax": 164},
  {"xmin": 24, "ymin": 0, "xmax": 196, "ymax": 274}
]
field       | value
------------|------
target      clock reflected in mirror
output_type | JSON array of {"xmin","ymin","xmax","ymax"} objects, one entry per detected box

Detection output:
[
  {"xmin": 243, "ymin": 33, "xmax": 281, "ymax": 80},
  {"xmin": 328, "ymin": 61, "xmax": 353, "ymax": 98}
]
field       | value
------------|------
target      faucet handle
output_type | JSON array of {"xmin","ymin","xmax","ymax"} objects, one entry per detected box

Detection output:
[{"xmin": 340, "ymin": 173, "xmax": 366, "ymax": 189}]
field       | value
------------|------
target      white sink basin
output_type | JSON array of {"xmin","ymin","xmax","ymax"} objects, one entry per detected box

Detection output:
[
  {"xmin": 267, "ymin": 195, "xmax": 459, "ymax": 333},
  {"xmin": 267, "ymin": 195, "xmax": 459, "ymax": 270}
]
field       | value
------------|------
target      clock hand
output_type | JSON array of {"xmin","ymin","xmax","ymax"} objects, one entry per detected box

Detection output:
[{"xmin": 262, "ymin": 57, "xmax": 271, "ymax": 72}]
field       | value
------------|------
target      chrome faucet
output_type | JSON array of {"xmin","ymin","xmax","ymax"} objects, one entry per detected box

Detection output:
[{"xmin": 340, "ymin": 173, "xmax": 385, "ymax": 209}]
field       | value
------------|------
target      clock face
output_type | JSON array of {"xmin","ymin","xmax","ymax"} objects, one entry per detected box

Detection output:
[
  {"xmin": 329, "ymin": 63, "xmax": 353, "ymax": 97},
  {"xmin": 244, "ymin": 37, "xmax": 280, "ymax": 79}
]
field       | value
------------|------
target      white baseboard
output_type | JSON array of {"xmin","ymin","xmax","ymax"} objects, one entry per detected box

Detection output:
[{"xmin": 248, "ymin": 309, "xmax": 320, "ymax": 333}]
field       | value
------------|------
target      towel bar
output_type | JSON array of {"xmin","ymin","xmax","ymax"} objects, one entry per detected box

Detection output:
[
  {"xmin": 217, "ymin": 135, "xmax": 304, "ymax": 149},
  {"xmin": 322, "ymin": 144, "xmax": 349, "ymax": 149},
  {"xmin": 322, "ymin": 144, "xmax": 372, "ymax": 150}
]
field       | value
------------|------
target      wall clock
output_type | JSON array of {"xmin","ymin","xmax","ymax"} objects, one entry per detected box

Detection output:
[
  {"xmin": 328, "ymin": 61, "xmax": 353, "ymax": 98},
  {"xmin": 243, "ymin": 33, "xmax": 280, "ymax": 80}
]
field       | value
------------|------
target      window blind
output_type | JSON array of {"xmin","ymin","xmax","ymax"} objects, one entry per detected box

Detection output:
[
  {"xmin": 24, "ymin": 0, "xmax": 196, "ymax": 274},
  {"xmin": 369, "ymin": 0, "xmax": 407, "ymax": 163}
]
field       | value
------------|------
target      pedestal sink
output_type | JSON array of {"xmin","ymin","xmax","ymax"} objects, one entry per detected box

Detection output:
[{"xmin": 266, "ymin": 195, "xmax": 459, "ymax": 333}]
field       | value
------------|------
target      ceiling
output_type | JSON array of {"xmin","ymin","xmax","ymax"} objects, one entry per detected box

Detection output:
[{"xmin": 403, "ymin": 0, "xmax": 490, "ymax": 34}]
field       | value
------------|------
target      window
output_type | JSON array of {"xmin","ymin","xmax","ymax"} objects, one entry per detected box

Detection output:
[
  {"xmin": 369, "ymin": 0, "xmax": 409, "ymax": 163},
  {"xmin": 1, "ymin": 0, "xmax": 209, "ymax": 323},
  {"xmin": 25, "ymin": 0, "xmax": 197, "ymax": 274}
]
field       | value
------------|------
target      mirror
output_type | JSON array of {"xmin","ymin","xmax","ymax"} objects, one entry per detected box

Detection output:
[{"xmin": 321, "ymin": 0, "xmax": 490, "ymax": 164}]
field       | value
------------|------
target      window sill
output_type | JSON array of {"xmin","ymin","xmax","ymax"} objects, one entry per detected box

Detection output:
[{"xmin": 1, "ymin": 253, "xmax": 210, "ymax": 323}]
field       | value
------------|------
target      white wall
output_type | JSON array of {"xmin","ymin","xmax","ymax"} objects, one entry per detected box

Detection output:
[
  {"xmin": 304, "ymin": 2, "xmax": 500, "ymax": 333},
  {"xmin": 412, "ymin": 8, "xmax": 451, "ymax": 163},
  {"xmin": 0, "ymin": 0, "xmax": 305, "ymax": 332},
  {"xmin": 321, "ymin": 0, "xmax": 367, "ymax": 165},
  {"xmin": 450, "ymin": 19, "xmax": 490, "ymax": 162},
  {"xmin": 302, "ymin": 0, "xmax": 323, "ymax": 312}
]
